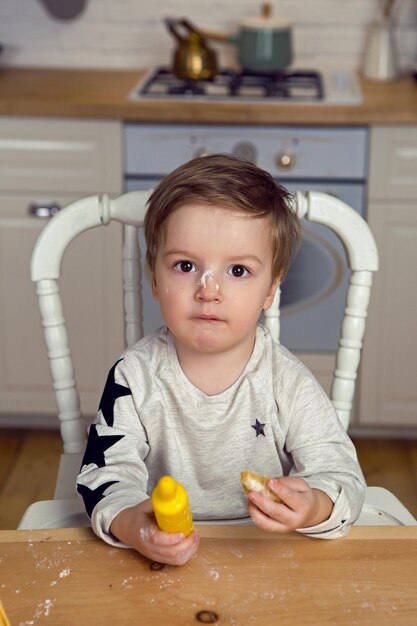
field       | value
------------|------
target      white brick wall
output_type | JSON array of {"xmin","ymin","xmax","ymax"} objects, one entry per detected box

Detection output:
[{"xmin": 0, "ymin": 0, "xmax": 415, "ymax": 72}]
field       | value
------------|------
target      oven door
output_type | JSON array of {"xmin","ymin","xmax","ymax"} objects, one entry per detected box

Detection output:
[
  {"xmin": 125, "ymin": 178, "xmax": 365, "ymax": 354},
  {"xmin": 277, "ymin": 181, "xmax": 365, "ymax": 353}
]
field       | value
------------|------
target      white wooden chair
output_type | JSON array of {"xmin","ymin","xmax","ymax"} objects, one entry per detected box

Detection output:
[{"xmin": 18, "ymin": 190, "xmax": 417, "ymax": 529}]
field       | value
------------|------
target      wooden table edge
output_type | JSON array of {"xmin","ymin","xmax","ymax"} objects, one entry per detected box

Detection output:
[{"xmin": 1, "ymin": 525, "xmax": 416, "ymax": 544}]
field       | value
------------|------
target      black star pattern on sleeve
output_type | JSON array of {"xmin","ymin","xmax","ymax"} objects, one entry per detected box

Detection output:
[
  {"xmin": 98, "ymin": 358, "xmax": 132, "ymax": 427},
  {"xmin": 80, "ymin": 424, "xmax": 124, "ymax": 469},
  {"xmin": 251, "ymin": 418, "xmax": 266, "ymax": 437},
  {"xmin": 77, "ymin": 481, "xmax": 119, "ymax": 518}
]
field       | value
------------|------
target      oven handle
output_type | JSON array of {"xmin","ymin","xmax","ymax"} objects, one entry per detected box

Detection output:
[{"xmin": 28, "ymin": 201, "xmax": 62, "ymax": 218}]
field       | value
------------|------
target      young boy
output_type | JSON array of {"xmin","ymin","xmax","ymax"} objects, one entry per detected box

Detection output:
[{"xmin": 77, "ymin": 154, "xmax": 366, "ymax": 566}]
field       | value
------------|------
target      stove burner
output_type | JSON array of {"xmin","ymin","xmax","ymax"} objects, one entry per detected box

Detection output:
[
  {"xmin": 138, "ymin": 67, "xmax": 324, "ymax": 102},
  {"xmin": 168, "ymin": 81, "xmax": 206, "ymax": 96}
]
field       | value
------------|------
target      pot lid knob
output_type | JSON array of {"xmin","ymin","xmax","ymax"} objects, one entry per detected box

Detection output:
[{"xmin": 261, "ymin": 3, "xmax": 272, "ymax": 19}]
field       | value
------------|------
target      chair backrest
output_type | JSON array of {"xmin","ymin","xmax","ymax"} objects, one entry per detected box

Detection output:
[
  {"xmin": 31, "ymin": 190, "xmax": 378, "ymax": 457},
  {"xmin": 265, "ymin": 191, "xmax": 379, "ymax": 430}
]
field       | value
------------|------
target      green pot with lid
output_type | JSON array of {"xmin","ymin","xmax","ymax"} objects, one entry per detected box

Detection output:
[
  {"xmin": 203, "ymin": 3, "xmax": 293, "ymax": 74},
  {"xmin": 233, "ymin": 5, "xmax": 292, "ymax": 73}
]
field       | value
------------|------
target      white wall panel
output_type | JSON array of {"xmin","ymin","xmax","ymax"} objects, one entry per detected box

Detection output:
[{"xmin": 0, "ymin": 0, "xmax": 414, "ymax": 71}]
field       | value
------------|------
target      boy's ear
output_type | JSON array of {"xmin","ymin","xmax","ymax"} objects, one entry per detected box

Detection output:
[
  {"xmin": 145, "ymin": 261, "xmax": 160, "ymax": 300},
  {"xmin": 150, "ymin": 271, "xmax": 160, "ymax": 300},
  {"xmin": 262, "ymin": 276, "xmax": 281, "ymax": 311}
]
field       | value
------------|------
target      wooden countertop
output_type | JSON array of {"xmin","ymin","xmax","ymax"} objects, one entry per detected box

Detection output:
[
  {"xmin": 1, "ymin": 525, "xmax": 417, "ymax": 625},
  {"xmin": 0, "ymin": 67, "xmax": 416, "ymax": 125}
]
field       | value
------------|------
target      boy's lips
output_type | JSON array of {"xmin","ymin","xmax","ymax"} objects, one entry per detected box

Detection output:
[{"xmin": 195, "ymin": 313, "xmax": 223, "ymax": 322}]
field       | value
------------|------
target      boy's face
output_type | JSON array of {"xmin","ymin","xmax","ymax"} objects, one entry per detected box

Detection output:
[{"xmin": 151, "ymin": 203, "xmax": 279, "ymax": 358}]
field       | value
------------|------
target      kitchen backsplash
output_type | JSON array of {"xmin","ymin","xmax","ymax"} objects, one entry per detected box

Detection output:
[{"xmin": 0, "ymin": 0, "xmax": 415, "ymax": 72}]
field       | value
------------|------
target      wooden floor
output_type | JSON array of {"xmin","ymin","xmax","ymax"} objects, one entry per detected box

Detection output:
[
  {"xmin": 0, "ymin": 429, "xmax": 62, "ymax": 530},
  {"xmin": 1, "ymin": 429, "xmax": 417, "ymax": 529}
]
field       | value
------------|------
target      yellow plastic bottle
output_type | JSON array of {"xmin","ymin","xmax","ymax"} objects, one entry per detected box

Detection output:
[
  {"xmin": 0, "ymin": 600, "xmax": 11, "ymax": 626},
  {"xmin": 151, "ymin": 475, "xmax": 194, "ymax": 536}
]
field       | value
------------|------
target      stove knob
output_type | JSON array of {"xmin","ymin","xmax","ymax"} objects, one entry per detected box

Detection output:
[
  {"xmin": 275, "ymin": 152, "xmax": 296, "ymax": 170},
  {"xmin": 232, "ymin": 142, "xmax": 257, "ymax": 164},
  {"xmin": 193, "ymin": 147, "xmax": 212, "ymax": 158}
]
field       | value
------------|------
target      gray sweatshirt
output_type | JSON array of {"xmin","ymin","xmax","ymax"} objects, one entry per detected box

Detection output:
[{"xmin": 77, "ymin": 325, "xmax": 366, "ymax": 545}]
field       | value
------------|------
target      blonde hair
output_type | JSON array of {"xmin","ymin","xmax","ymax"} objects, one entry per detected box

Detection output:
[{"xmin": 144, "ymin": 154, "xmax": 301, "ymax": 280}]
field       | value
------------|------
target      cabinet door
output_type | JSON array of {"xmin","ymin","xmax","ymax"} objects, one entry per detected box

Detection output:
[
  {"xmin": 359, "ymin": 200, "xmax": 417, "ymax": 426},
  {"xmin": 368, "ymin": 126, "xmax": 417, "ymax": 201},
  {"xmin": 0, "ymin": 118, "xmax": 122, "ymax": 195},
  {"xmin": 359, "ymin": 126, "xmax": 417, "ymax": 428},
  {"xmin": 0, "ymin": 194, "xmax": 124, "ymax": 420}
]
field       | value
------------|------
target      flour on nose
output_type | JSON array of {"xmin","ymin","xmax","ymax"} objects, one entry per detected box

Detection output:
[{"xmin": 199, "ymin": 267, "xmax": 214, "ymax": 288}]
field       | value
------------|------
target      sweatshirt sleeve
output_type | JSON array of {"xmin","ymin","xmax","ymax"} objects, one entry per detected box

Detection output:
[
  {"xmin": 282, "ymin": 375, "xmax": 366, "ymax": 539},
  {"xmin": 77, "ymin": 358, "xmax": 150, "ymax": 547}
]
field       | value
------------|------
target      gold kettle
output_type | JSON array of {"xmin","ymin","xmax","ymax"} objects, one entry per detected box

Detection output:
[{"xmin": 165, "ymin": 18, "xmax": 219, "ymax": 81}]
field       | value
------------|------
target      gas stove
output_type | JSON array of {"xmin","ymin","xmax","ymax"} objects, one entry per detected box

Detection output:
[{"xmin": 131, "ymin": 66, "xmax": 362, "ymax": 105}]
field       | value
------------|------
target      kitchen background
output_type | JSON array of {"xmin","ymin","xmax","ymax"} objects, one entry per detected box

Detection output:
[
  {"xmin": 0, "ymin": 0, "xmax": 415, "ymax": 73},
  {"xmin": 0, "ymin": 1, "xmax": 416, "ymax": 529}
]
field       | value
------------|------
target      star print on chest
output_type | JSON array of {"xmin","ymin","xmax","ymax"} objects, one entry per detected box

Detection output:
[
  {"xmin": 98, "ymin": 358, "xmax": 132, "ymax": 426},
  {"xmin": 252, "ymin": 418, "xmax": 266, "ymax": 437}
]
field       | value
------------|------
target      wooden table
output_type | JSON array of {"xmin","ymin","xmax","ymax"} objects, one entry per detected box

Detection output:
[{"xmin": 1, "ymin": 526, "xmax": 416, "ymax": 625}]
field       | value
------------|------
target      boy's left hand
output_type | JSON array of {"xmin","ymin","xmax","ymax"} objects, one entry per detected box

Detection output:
[{"xmin": 247, "ymin": 476, "xmax": 333, "ymax": 533}]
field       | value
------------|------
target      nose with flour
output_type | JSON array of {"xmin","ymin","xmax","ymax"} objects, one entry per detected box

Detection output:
[{"xmin": 197, "ymin": 266, "xmax": 221, "ymax": 301}]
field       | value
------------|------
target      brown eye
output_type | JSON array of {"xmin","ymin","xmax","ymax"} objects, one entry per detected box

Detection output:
[
  {"xmin": 175, "ymin": 260, "xmax": 196, "ymax": 273},
  {"xmin": 229, "ymin": 265, "xmax": 248, "ymax": 278}
]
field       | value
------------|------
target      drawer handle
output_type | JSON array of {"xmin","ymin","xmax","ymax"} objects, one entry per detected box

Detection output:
[{"xmin": 28, "ymin": 201, "xmax": 62, "ymax": 218}]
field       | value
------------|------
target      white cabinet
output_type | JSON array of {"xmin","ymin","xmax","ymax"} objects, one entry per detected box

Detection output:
[
  {"xmin": 0, "ymin": 118, "xmax": 124, "ymax": 422},
  {"xmin": 359, "ymin": 126, "xmax": 417, "ymax": 428}
]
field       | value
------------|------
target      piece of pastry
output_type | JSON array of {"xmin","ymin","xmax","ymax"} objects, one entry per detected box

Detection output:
[{"xmin": 241, "ymin": 469, "xmax": 281, "ymax": 502}]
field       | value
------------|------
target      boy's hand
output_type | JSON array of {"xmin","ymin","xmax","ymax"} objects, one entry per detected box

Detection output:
[
  {"xmin": 110, "ymin": 498, "xmax": 200, "ymax": 565},
  {"xmin": 247, "ymin": 476, "xmax": 333, "ymax": 533}
]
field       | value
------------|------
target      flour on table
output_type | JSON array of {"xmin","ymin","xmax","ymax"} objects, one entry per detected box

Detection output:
[
  {"xmin": 230, "ymin": 548, "xmax": 243, "ymax": 558},
  {"xmin": 18, "ymin": 598, "xmax": 55, "ymax": 626},
  {"xmin": 59, "ymin": 568, "xmax": 70, "ymax": 578},
  {"xmin": 208, "ymin": 568, "xmax": 220, "ymax": 581}
]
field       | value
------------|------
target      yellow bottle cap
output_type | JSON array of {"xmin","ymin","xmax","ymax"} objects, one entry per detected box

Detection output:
[{"xmin": 157, "ymin": 475, "xmax": 177, "ymax": 500}]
